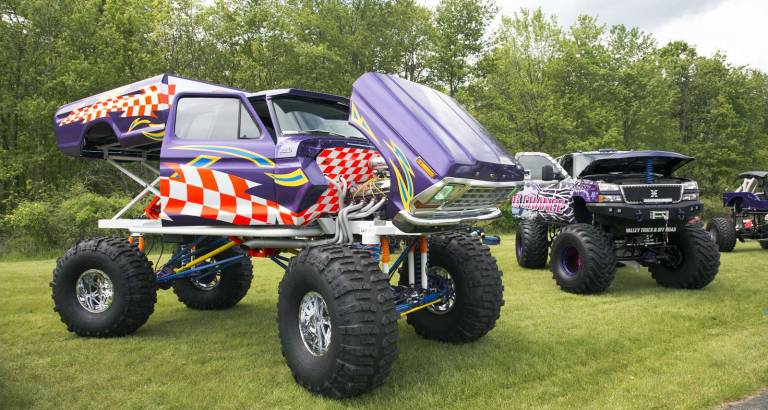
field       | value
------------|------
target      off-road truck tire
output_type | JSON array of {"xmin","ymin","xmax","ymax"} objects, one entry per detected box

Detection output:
[
  {"xmin": 277, "ymin": 244, "xmax": 398, "ymax": 398},
  {"xmin": 398, "ymin": 232, "xmax": 504, "ymax": 343},
  {"xmin": 51, "ymin": 236, "xmax": 157, "ymax": 337},
  {"xmin": 515, "ymin": 220, "xmax": 549, "ymax": 268},
  {"xmin": 706, "ymin": 217, "xmax": 737, "ymax": 252},
  {"xmin": 650, "ymin": 226, "xmax": 720, "ymax": 289},
  {"xmin": 549, "ymin": 224, "xmax": 616, "ymax": 294},
  {"xmin": 172, "ymin": 245, "xmax": 253, "ymax": 310}
]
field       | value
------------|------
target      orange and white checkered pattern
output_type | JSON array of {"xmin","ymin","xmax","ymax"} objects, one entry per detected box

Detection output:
[
  {"xmin": 160, "ymin": 147, "xmax": 381, "ymax": 226},
  {"xmin": 58, "ymin": 83, "xmax": 176, "ymax": 125}
]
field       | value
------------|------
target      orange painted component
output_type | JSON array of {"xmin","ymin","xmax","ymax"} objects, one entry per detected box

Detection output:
[
  {"xmin": 420, "ymin": 235, "xmax": 428, "ymax": 254},
  {"xmin": 249, "ymin": 248, "xmax": 278, "ymax": 258},
  {"xmin": 380, "ymin": 235, "xmax": 390, "ymax": 264},
  {"xmin": 144, "ymin": 196, "xmax": 161, "ymax": 220},
  {"xmin": 137, "ymin": 236, "xmax": 145, "ymax": 252}
]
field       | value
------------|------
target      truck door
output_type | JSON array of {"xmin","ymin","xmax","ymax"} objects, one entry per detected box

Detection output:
[{"xmin": 160, "ymin": 94, "xmax": 277, "ymax": 226}]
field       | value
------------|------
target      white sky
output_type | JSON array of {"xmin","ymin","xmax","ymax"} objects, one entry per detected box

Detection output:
[{"xmin": 425, "ymin": 0, "xmax": 768, "ymax": 71}]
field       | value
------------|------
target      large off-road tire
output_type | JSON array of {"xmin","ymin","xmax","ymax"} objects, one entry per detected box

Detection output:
[
  {"xmin": 172, "ymin": 245, "xmax": 253, "ymax": 310},
  {"xmin": 515, "ymin": 220, "xmax": 549, "ymax": 268},
  {"xmin": 706, "ymin": 217, "xmax": 737, "ymax": 252},
  {"xmin": 277, "ymin": 244, "xmax": 398, "ymax": 398},
  {"xmin": 399, "ymin": 232, "xmax": 504, "ymax": 343},
  {"xmin": 549, "ymin": 224, "xmax": 616, "ymax": 294},
  {"xmin": 650, "ymin": 225, "xmax": 720, "ymax": 289},
  {"xmin": 51, "ymin": 236, "xmax": 157, "ymax": 337}
]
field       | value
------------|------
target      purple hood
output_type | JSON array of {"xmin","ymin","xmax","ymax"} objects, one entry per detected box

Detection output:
[{"xmin": 349, "ymin": 73, "xmax": 522, "ymax": 210}]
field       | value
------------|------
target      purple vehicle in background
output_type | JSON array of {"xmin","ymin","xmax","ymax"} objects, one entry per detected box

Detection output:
[
  {"xmin": 512, "ymin": 149, "xmax": 719, "ymax": 294},
  {"xmin": 707, "ymin": 171, "xmax": 768, "ymax": 251},
  {"xmin": 49, "ymin": 73, "xmax": 522, "ymax": 397}
]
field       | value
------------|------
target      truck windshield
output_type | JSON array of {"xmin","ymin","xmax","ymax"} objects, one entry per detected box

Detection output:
[{"xmin": 272, "ymin": 97, "xmax": 365, "ymax": 139}]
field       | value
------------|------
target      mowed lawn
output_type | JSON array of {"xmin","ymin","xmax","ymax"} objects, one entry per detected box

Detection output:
[{"xmin": 1, "ymin": 237, "xmax": 767, "ymax": 409}]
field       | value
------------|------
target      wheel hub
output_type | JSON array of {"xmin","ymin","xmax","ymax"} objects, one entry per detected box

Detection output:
[
  {"xmin": 560, "ymin": 246, "xmax": 582, "ymax": 277},
  {"xmin": 75, "ymin": 269, "xmax": 114, "ymax": 313},
  {"xmin": 298, "ymin": 291, "xmax": 332, "ymax": 356},
  {"xmin": 427, "ymin": 267, "xmax": 456, "ymax": 315},
  {"xmin": 190, "ymin": 270, "xmax": 221, "ymax": 291}
]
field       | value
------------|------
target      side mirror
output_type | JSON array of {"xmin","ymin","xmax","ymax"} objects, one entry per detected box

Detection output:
[{"xmin": 541, "ymin": 165, "xmax": 555, "ymax": 181}]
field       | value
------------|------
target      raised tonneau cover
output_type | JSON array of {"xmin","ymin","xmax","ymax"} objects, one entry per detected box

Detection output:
[{"xmin": 53, "ymin": 74, "xmax": 244, "ymax": 159}]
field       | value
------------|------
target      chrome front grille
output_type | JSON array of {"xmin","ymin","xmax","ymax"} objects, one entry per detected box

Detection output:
[
  {"xmin": 440, "ymin": 186, "xmax": 516, "ymax": 211},
  {"xmin": 620, "ymin": 184, "xmax": 683, "ymax": 204}
]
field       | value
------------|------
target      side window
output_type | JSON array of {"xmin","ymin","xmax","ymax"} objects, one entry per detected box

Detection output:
[
  {"xmin": 517, "ymin": 154, "xmax": 556, "ymax": 180},
  {"xmin": 239, "ymin": 103, "xmax": 261, "ymax": 139},
  {"xmin": 175, "ymin": 97, "xmax": 261, "ymax": 140},
  {"xmin": 559, "ymin": 155, "xmax": 574, "ymax": 177}
]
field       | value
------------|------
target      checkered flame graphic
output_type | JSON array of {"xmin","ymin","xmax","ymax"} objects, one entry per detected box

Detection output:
[
  {"xmin": 159, "ymin": 147, "xmax": 381, "ymax": 226},
  {"xmin": 58, "ymin": 83, "xmax": 176, "ymax": 125}
]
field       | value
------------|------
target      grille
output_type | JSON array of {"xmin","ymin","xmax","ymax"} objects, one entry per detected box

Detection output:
[
  {"xmin": 440, "ymin": 186, "xmax": 516, "ymax": 211},
  {"xmin": 619, "ymin": 184, "xmax": 683, "ymax": 204}
]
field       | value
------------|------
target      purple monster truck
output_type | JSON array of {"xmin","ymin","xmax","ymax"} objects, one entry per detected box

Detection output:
[
  {"xmin": 50, "ymin": 73, "xmax": 522, "ymax": 397},
  {"xmin": 707, "ymin": 171, "xmax": 768, "ymax": 251},
  {"xmin": 511, "ymin": 149, "xmax": 719, "ymax": 294}
]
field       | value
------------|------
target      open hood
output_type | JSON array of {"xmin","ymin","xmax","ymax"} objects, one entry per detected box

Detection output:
[
  {"xmin": 579, "ymin": 150, "xmax": 693, "ymax": 177},
  {"xmin": 349, "ymin": 73, "xmax": 522, "ymax": 211}
]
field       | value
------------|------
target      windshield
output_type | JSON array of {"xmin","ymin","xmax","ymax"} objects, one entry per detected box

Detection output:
[{"xmin": 272, "ymin": 97, "xmax": 365, "ymax": 139}]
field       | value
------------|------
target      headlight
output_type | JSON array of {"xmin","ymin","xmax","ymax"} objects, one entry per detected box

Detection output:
[
  {"xmin": 597, "ymin": 182, "xmax": 620, "ymax": 192},
  {"xmin": 682, "ymin": 193, "xmax": 699, "ymax": 201},
  {"xmin": 682, "ymin": 181, "xmax": 698, "ymax": 190},
  {"xmin": 598, "ymin": 194, "xmax": 623, "ymax": 203},
  {"xmin": 411, "ymin": 183, "xmax": 465, "ymax": 210}
]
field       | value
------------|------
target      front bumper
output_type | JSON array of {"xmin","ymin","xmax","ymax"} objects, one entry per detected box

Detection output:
[
  {"xmin": 587, "ymin": 201, "xmax": 703, "ymax": 233},
  {"xmin": 393, "ymin": 208, "xmax": 502, "ymax": 233},
  {"xmin": 393, "ymin": 177, "xmax": 520, "ymax": 233}
]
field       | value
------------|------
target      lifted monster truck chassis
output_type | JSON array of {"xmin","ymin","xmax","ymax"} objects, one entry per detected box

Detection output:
[
  {"xmin": 49, "ymin": 73, "xmax": 521, "ymax": 397},
  {"xmin": 512, "ymin": 150, "xmax": 719, "ymax": 294}
]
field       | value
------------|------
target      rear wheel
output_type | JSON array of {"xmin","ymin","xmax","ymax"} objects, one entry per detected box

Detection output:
[
  {"xmin": 515, "ymin": 220, "xmax": 549, "ymax": 268},
  {"xmin": 706, "ymin": 217, "xmax": 737, "ymax": 252},
  {"xmin": 277, "ymin": 244, "xmax": 398, "ymax": 398},
  {"xmin": 650, "ymin": 226, "xmax": 720, "ymax": 289},
  {"xmin": 172, "ymin": 245, "xmax": 253, "ymax": 310},
  {"xmin": 51, "ymin": 237, "xmax": 157, "ymax": 337},
  {"xmin": 549, "ymin": 224, "xmax": 616, "ymax": 294},
  {"xmin": 400, "ymin": 233, "xmax": 505, "ymax": 343}
]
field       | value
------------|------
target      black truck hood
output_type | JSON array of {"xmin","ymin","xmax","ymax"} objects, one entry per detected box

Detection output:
[{"xmin": 579, "ymin": 150, "xmax": 693, "ymax": 177}]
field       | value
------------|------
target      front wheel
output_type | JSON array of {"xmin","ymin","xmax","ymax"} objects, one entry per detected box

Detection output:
[
  {"xmin": 277, "ymin": 244, "xmax": 398, "ymax": 398},
  {"xmin": 650, "ymin": 226, "xmax": 720, "ymax": 289},
  {"xmin": 706, "ymin": 217, "xmax": 737, "ymax": 252},
  {"xmin": 401, "ymin": 232, "xmax": 505, "ymax": 343},
  {"xmin": 549, "ymin": 224, "xmax": 616, "ymax": 294},
  {"xmin": 515, "ymin": 220, "xmax": 549, "ymax": 268},
  {"xmin": 51, "ymin": 237, "xmax": 157, "ymax": 337}
]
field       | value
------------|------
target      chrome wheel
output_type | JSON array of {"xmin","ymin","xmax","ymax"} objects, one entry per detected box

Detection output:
[
  {"xmin": 298, "ymin": 291, "xmax": 332, "ymax": 356},
  {"xmin": 190, "ymin": 269, "xmax": 221, "ymax": 291},
  {"xmin": 427, "ymin": 267, "xmax": 456, "ymax": 315},
  {"xmin": 75, "ymin": 269, "xmax": 114, "ymax": 313}
]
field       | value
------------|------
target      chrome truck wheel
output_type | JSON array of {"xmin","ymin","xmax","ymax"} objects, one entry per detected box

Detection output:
[
  {"xmin": 298, "ymin": 291, "xmax": 332, "ymax": 356},
  {"xmin": 75, "ymin": 269, "xmax": 114, "ymax": 313},
  {"xmin": 278, "ymin": 244, "xmax": 397, "ymax": 398},
  {"xmin": 51, "ymin": 237, "xmax": 156, "ymax": 337}
]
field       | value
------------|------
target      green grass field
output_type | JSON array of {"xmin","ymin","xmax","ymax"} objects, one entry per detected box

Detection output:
[{"xmin": 1, "ymin": 237, "xmax": 767, "ymax": 409}]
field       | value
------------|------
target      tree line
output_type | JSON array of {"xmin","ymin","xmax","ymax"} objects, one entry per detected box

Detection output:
[{"xmin": 1, "ymin": 0, "xmax": 766, "ymax": 252}]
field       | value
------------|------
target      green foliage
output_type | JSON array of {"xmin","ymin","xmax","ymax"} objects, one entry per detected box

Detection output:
[{"xmin": 2, "ymin": 184, "xmax": 131, "ymax": 256}]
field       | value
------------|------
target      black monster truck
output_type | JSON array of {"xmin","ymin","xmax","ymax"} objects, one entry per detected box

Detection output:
[{"xmin": 511, "ymin": 149, "xmax": 720, "ymax": 294}]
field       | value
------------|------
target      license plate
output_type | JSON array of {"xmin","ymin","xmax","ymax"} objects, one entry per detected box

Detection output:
[{"xmin": 650, "ymin": 211, "xmax": 669, "ymax": 220}]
